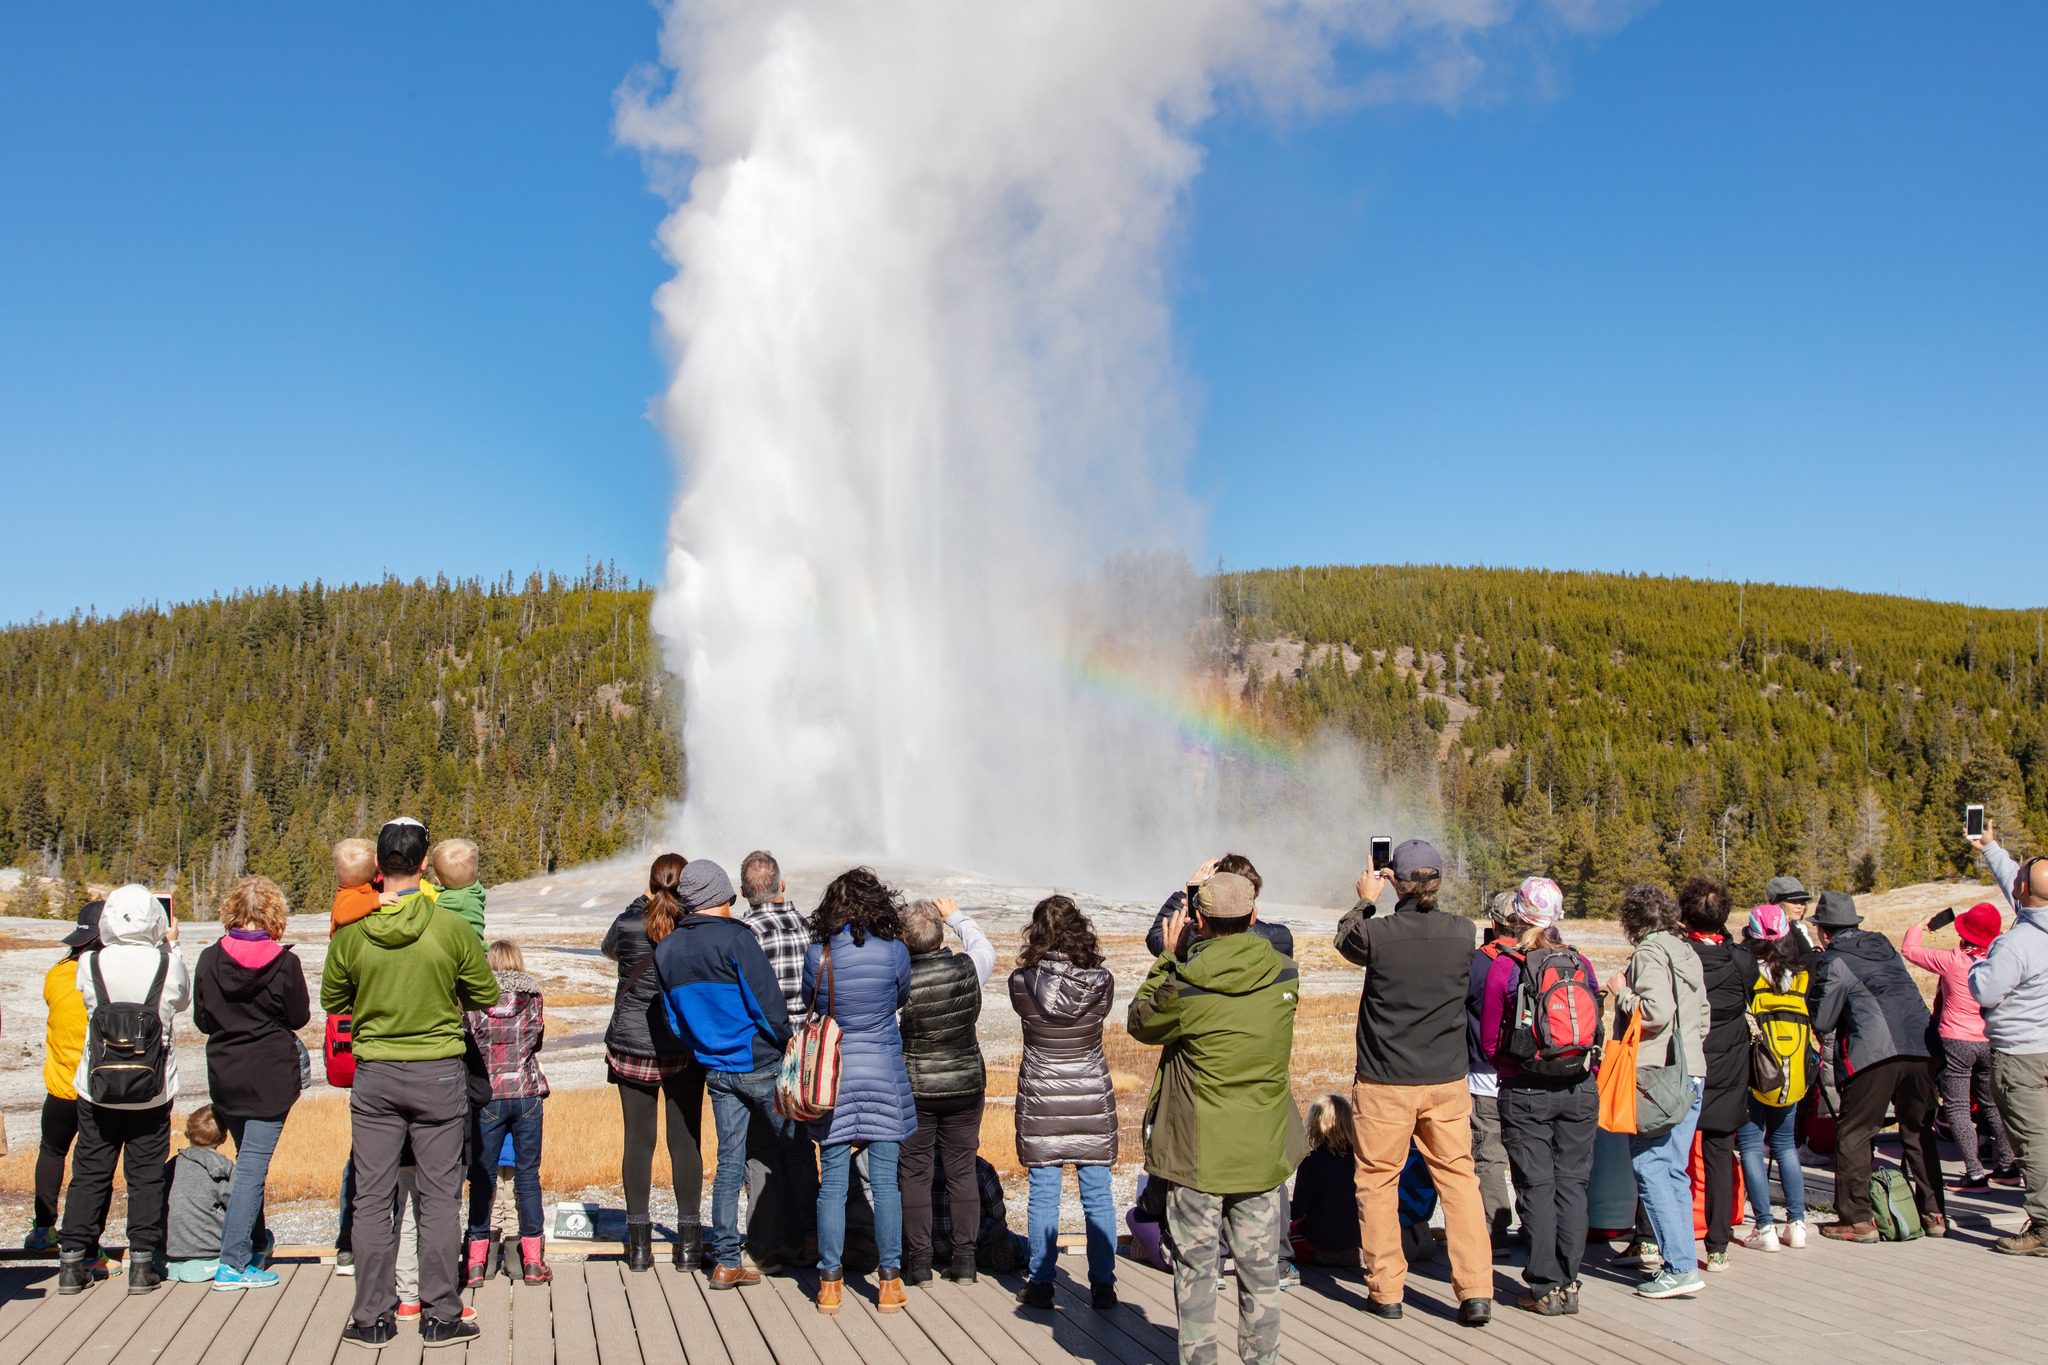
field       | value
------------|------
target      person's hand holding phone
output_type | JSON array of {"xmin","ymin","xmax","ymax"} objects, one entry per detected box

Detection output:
[
  {"xmin": 1967, "ymin": 815, "xmax": 1997, "ymax": 851},
  {"xmin": 1356, "ymin": 867, "xmax": 1390, "ymax": 906}
]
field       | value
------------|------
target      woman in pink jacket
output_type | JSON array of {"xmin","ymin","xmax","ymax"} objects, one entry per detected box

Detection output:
[{"xmin": 1903, "ymin": 904, "xmax": 2017, "ymax": 1189}]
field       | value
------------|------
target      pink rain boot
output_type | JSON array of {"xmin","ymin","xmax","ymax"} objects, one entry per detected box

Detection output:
[
  {"xmin": 520, "ymin": 1236, "xmax": 552, "ymax": 1285},
  {"xmin": 465, "ymin": 1238, "xmax": 492, "ymax": 1288}
]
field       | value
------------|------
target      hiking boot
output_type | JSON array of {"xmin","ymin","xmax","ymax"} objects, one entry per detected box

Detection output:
[
  {"xmin": 707, "ymin": 1264, "xmax": 761, "ymax": 1290},
  {"xmin": 902, "ymin": 1255, "xmax": 932, "ymax": 1287},
  {"xmin": 1704, "ymin": 1250, "xmax": 1731, "ymax": 1273},
  {"xmin": 1457, "ymin": 1298, "xmax": 1492, "ymax": 1327},
  {"xmin": 1738, "ymin": 1222, "xmax": 1781, "ymax": 1252},
  {"xmin": 1635, "ymin": 1269, "xmax": 1703, "ymax": 1299},
  {"xmin": 1515, "ymin": 1287, "xmax": 1565, "ymax": 1316},
  {"xmin": 465, "ymin": 1238, "xmax": 492, "ymax": 1288},
  {"xmin": 672, "ymin": 1224, "xmax": 702, "ymax": 1273},
  {"xmin": 1561, "ymin": 1281, "xmax": 1581, "ymax": 1315},
  {"xmin": 127, "ymin": 1261, "xmax": 164, "ymax": 1295},
  {"xmin": 342, "ymin": 1318, "xmax": 395, "ymax": 1349},
  {"xmin": 23, "ymin": 1225, "xmax": 58, "ymax": 1253},
  {"xmin": 1921, "ymin": 1212, "xmax": 1949, "ymax": 1238},
  {"xmin": 816, "ymin": 1271, "xmax": 844, "ymax": 1315},
  {"xmin": 877, "ymin": 1275, "xmax": 907, "ymax": 1313},
  {"xmin": 1090, "ymin": 1282, "xmax": 1118, "ymax": 1310},
  {"xmin": 942, "ymin": 1251, "xmax": 977, "ymax": 1284},
  {"xmin": 624, "ymin": 1222, "xmax": 654, "ymax": 1273},
  {"xmin": 1613, "ymin": 1238, "xmax": 1662, "ymax": 1270},
  {"xmin": 421, "ymin": 1318, "xmax": 481, "ymax": 1349},
  {"xmin": 520, "ymin": 1236, "xmax": 552, "ymax": 1285},
  {"xmin": 336, "ymin": 1251, "xmax": 356, "ymax": 1277},
  {"xmin": 1820, "ymin": 1220, "xmax": 1878, "ymax": 1244},
  {"xmin": 1993, "ymin": 1224, "xmax": 2048, "ymax": 1256},
  {"xmin": 1782, "ymin": 1219, "xmax": 1808, "ymax": 1249},
  {"xmin": 57, "ymin": 1253, "xmax": 93, "ymax": 1296},
  {"xmin": 1017, "ymin": 1280, "xmax": 1055, "ymax": 1310}
]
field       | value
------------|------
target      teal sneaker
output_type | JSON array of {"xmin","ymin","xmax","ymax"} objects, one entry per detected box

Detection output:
[
  {"xmin": 1635, "ymin": 1268, "xmax": 1704, "ymax": 1299},
  {"xmin": 23, "ymin": 1225, "xmax": 59, "ymax": 1253},
  {"xmin": 213, "ymin": 1265, "xmax": 282, "ymax": 1292}
]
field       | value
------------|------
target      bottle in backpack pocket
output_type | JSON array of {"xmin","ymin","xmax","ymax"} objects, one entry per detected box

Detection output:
[{"xmin": 85, "ymin": 952, "xmax": 171, "ymax": 1106}]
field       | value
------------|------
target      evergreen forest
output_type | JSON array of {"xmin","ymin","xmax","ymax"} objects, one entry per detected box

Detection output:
[{"xmin": 3, "ymin": 563, "xmax": 2042, "ymax": 920}]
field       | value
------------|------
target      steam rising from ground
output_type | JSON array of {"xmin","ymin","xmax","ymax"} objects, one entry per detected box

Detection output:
[{"xmin": 621, "ymin": 1, "xmax": 1622, "ymax": 900}]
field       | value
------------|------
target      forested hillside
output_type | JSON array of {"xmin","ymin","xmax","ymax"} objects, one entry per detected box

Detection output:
[
  {"xmin": 0, "ymin": 569, "xmax": 677, "ymax": 919},
  {"xmin": 4, "ymin": 563, "xmax": 2042, "ymax": 922},
  {"xmin": 1217, "ymin": 566, "xmax": 2047, "ymax": 912}
]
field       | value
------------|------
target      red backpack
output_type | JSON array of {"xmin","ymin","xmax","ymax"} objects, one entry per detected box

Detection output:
[
  {"xmin": 323, "ymin": 1014, "xmax": 356, "ymax": 1088},
  {"xmin": 1501, "ymin": 947, "xmax": 1603, "ymax": 1078}
]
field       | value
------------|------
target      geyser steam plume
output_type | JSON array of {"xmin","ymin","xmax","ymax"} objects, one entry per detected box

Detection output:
[{"xmin": 622, "ymin": 1, "xmax": 1607, "ymax": 898}]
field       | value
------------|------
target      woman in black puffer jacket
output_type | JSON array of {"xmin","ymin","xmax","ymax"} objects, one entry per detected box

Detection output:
[
  {"xmin": 1679, "ymin": 877, "xmax": 1751, "ymax": 1273},
  {"xmin": 896, "ymin": 896, "xmax": 996, "ymax": 1286},
  {"xmin": 601, "ymin": 853, "xmax": 704, "ymax": 1272},
  {"xmin": 1009, "ymin": 895, "xmax": 1117, "ymax": 1309}
]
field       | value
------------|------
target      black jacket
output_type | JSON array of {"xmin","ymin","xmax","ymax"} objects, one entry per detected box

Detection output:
[
  {"xmin": 1686, "ymin": 936, "xmax": 1753, "ymax": 1133},
  {"xmin": 603, "ymin": 897, "xmax": 685, "ymax": 1061},
  {"xmin": 901, "ymin": 949, "xmax": 985, "ymax": 1104},
  {"xmin": 1334, "ymin": 895, "xmax": 1475, "ymax": 1086},
  {"xmin": 193, "ymin": 941, "xmax": 311, "ymax": 1120},
  {"xmin": 1812, "ymin": 926, "xmax": 1933, "ymax": 1084},
  {"xmin": 1146, "ymin": 891, "xmax": 1294, "ymax": 960}
]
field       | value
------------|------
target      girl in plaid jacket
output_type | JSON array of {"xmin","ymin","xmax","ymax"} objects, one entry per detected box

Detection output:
[{"xmin": 463, "ymin": 941, "xmax": 551, "ymax": 1285}]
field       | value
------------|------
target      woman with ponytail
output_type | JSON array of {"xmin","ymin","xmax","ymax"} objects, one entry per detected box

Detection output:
[{"xmin": 602, "ymin": 853, "xmax": 706, "ymax": 1272}]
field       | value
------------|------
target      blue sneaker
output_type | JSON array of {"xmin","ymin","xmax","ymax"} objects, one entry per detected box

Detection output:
[
  {"xmin": 23, "ymin": 1225, "xmax": 58, "ymax": 1253},
  {"xmin": 213, "ymin": 1265, "xmax": 281, "ymax": 1292}
]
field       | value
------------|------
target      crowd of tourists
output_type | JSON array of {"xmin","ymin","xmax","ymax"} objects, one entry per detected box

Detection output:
[{"xmin": 21, "ymin": 816, "xmax": 2048, "ymax": 1363}]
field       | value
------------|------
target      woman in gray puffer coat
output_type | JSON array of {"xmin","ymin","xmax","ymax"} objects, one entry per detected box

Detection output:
[{"xmin": 1009, "ymin": 895, "xmax": 1118, "ymax": 1309}]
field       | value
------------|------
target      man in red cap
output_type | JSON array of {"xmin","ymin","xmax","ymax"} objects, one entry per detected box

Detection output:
[{"xmin": 1903, "ymin": 904, "xmax": 2016, "ymax": 1190}]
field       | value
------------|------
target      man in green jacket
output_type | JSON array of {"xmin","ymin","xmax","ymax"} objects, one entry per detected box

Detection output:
[
  {"xmin": 1129, "ymin": 871, "xmax": 1305, "ymax": 1365},
  {"xmin": 321, "ymin": 817, "xmax": 498, "ymax": 1348}
]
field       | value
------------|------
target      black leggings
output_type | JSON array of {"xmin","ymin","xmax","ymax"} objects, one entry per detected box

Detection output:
[
  {"xmin": 616, "ymin": 1070, "xmax": 705, "ymax": 1224},
  {"xmin": 35, "ymin": 1095, "xmax": 85, "ymax": 1229}
]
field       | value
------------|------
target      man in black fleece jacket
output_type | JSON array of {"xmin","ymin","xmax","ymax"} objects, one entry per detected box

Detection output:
[{"xmin": 1334, "ymin": 839, "xmax": 1491, "ymax": 1328}]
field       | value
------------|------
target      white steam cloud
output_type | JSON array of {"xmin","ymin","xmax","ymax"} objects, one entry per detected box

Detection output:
[{"xmin": 621, "ymin": 1, "xmax": 1623, "ymax": 900}]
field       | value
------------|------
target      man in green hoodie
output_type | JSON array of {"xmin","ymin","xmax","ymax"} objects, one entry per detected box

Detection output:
[
  {"xmin": 322, "ymin": 818, "xmax": 498, "ymax": 1349},
  {"xmin": 1129, "ymin": 872, "xmax": 1305, "ymax": 1365}
]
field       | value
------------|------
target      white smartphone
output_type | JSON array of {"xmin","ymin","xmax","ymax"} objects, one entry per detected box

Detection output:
[{"xmin": 1966, "ymin": 804, "xmax": 1986, "ymax": 839}]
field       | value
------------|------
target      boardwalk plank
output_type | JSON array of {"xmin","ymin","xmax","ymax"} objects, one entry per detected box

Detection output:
[
  {"xmin": 881, "ymin": 1279, "xmax": 1001, "ymax": 1365},
  {"xmin": 510, "ymin": 1275, "xmax": 557, "ymax": 1365},
  {"xmin": 0, "ymin": 1269, "xmax": 54, "ymax": 1349},
  {"xmin": 616, "ymin": 1268, "xmax": 686, "ymax": 1365},
  {"xmin": 584, "ymin": 1262, "xmax": 644, "ymax": 1365},
  {"xmin": 466, "ymin": 1277, "xmax": 512, "ymax": 1365},
  {"xmin": 760, "ymin": 1275, "xmax": 861, "ymax": 1363},
  {"xmin": 1048, "ymin": 1273, "xmax": 1176, "ymax": 1363},
  {"xmin": 0, "ymin": 1278, "xmax": 128, "ymax": 1365},
  {"xmin": 650, "ymin": 1263, "xmax": 730, "ymax": 1365},
  {"xmin": 698, "ymin": 1277, "xmax": 773, "ymax": 1365},
  {"xmin": 550, "ymin": 1262, "xmax": 600, "ymax": 1365},
  {"xmin": 731, "ymin": 1278, "xmax": 825, "ymax": 1365},
  {"xmin": 154, "ymin": 1274, "xmax": 255, "ymax": 1365},
  {"xmin": 381, "ymin": 1313, "xmax": 425, "ymax": 1365},
  {"xmin": 284, "ymin": 1268, "xmax": 357, "ymax": 1365},
  {"xmin": 106, "ymin": 1282, "xmax": 210, "ymax": 1365},
  {"xmin": 241, "ymin": 1264, "xmax": 330, "ymax": 1365}
]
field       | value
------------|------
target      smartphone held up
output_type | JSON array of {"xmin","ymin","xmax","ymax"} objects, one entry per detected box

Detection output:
[
  {"xmin": 1370, "ymin": 836, "xmax": 1393, "ymax": 872},
  {"xmin": 1966, "ymin": 804, "xmax": 1986, "ymax": 839}
]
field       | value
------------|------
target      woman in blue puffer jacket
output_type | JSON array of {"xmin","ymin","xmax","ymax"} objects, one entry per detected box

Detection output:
[{"xmin": 802, "ymin": 868, "xmax": 915, "ymax": 1315}]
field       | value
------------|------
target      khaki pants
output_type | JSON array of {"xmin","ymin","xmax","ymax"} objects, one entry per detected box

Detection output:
[
  {"xmin": 1992, "ymin": 1050, "xmax": 2048, "ymax": 1231},
  {"xmin": 1350, "ymin": 1079, "xmax": 1492, "ymax": 1304}
]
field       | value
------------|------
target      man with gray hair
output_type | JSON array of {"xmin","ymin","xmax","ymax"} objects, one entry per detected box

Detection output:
[
  {"xmin": 897, "ymin": 896, "xmax": 995, "ymax": 1284},
  {"xmin": 737, "ymin": 850, "xmax": 818, "ymax": 1269}
]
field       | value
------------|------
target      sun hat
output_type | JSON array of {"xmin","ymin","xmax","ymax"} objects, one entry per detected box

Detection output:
[
  {"xmin": 1512, "ymin": 876, "xmax": 1564, "ymax": 928},
  {"xmin": 1957, "ymin": 902, "xmax": 2003, "ymax": 952},
  {"xmin": 1810, "ymin": 891, "xmax": 1861, "ymax": 929}
]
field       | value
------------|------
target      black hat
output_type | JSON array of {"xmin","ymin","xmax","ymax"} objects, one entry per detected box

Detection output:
[
  {"xmin": 1810, "ymin": 890, "xmax": 1861, "ymax": 929},
  {"xmin": 62, "ymin": 899, "xmax": 105, "ymax": 949}
]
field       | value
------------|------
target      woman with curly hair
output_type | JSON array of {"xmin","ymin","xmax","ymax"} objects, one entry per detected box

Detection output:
[
  {"xmin": 194, "ymin": 875, "xmax": 311, "ymax": 1290},
  {"xmin": 1009, "ymin": 894, "xmax": 1117, "ymax": 1310},
  {"xmin": 802, "ymin": 868, "xmax": 915, "ymax": 1315},
  {"xmin": 1612, "ymin": 883, "xmax": 1708, "ymax": 1300}
]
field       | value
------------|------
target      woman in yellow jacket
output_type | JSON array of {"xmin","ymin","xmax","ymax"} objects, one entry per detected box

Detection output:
[{"xmin": 25, "ymin": 901, "xmax": 117, "ymax": 1276}]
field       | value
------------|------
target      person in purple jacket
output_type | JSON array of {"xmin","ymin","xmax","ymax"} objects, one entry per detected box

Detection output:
[{"xmin": 1478, "ymin": 876, "xmax": 1603, "ymax": 1316}]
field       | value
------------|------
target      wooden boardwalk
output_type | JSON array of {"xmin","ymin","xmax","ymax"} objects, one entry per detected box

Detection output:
[{"xmin": 1, "ymin": 1182, "xmax": 2042, "ymax": 1365}]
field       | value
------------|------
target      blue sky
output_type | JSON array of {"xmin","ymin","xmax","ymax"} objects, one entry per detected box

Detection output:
[{"xmin": 2, "ymin": 2, "xmax": 2042, "ymax": 623}]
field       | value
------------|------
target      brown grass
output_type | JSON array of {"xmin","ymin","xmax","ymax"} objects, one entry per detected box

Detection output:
[{"xmin": 0, "ymin": 929, "xmax": 66, "ymax": 953}]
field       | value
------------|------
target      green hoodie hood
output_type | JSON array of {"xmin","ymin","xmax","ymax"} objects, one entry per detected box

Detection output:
[
  {"xmin": 321, "ymin": 890, "xmax": 498, "ymax": 1062},
  {"xmin": 1176, "ymin": 932, "xmax": 1294, "ymax": 996},
  {"xmin": 433, "ymin": 882, "xmax": 488, "ymax": 941}
]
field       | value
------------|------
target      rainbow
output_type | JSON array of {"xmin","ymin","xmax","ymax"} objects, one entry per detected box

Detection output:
[{"xmin": 1070, "ymin": 648, "xmax": 1300, "ymax": 769}]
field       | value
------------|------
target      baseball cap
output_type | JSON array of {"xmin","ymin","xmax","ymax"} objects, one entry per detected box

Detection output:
[
  {"xmin": 1487, "ymin": 890, "xmax": 1520, "ymax": 927},
  {"xmin": 1763, "ymin": 875, "xmax": 1811, "ymax": 905},
  {"xmin": 1389, "ymin": 839, "xmax": 1442, "ymax": 879},
  {"xmin": 62, "ymin": 899, "xmax": 105, "ymax": 949},
  {"xmin": 1196, "ymin": 872, "xmax": 1256, "ymax": 921}
]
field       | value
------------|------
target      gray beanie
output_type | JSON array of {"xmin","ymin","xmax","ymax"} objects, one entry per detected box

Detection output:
[{"xmin": 675, "ymin": 859, "xmax": 736, "ymax": 912}]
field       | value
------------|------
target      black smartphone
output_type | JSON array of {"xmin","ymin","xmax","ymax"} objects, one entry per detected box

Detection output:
[
  {"xmin": 1930, "ymin": 908, "xmax": 1956, "ymax": 932},
  {"xmin": 1966, "ymin": 804, "xmax": 1986, "ymax": 838},
  {"xmin": 1370, "ymin": 836, "xmax": 1393, "ymax": 872}
]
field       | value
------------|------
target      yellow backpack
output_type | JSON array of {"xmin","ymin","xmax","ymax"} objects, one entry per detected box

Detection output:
[{"xmin": 1748, "ymin": 967, "xmax": 1816, "ymax": 1107}]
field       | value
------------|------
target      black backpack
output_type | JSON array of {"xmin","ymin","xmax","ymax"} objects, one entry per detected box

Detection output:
[{"xmin": 86, "ymin": 951, "xmax": 170, "ymax": 1105}]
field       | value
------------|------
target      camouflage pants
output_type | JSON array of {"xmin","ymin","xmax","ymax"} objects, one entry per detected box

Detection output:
[{"xmin": 1163, "ymin": 1184, "xmax": 1285, "ymax": 1365}]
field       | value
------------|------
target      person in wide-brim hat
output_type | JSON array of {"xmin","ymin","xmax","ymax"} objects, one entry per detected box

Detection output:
[{"xmin": 1810, "ymin": 890, "xmax": 1862, "ymax": 929}]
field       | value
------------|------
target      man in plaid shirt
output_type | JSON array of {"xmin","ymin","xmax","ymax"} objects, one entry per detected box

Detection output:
[{"xmin": 739, "ymin": 851, "xmax": 818, "ymax": 1267}]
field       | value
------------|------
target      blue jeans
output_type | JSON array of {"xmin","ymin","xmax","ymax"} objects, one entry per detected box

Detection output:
[
  {"xmin": 1736, "ymin": 1098, "xmax": 1805, "ymax": 1226},
  {"xmin": 219, "ymin": 1113, "xmax": 284, "ymax": 1272},
  {"xmin": 1629, "ymin": 1077, "xmax": 1704, "ymax": 1276},
  {"xmin": 706, "ymin": 1067, "xmax": 786, "ymax": 1268},
  {"xmin": 466, "ymin": 1097, "xmax": 545, "ymax": 1240},
  {"xmin": 1026, "ymin": 1163, "xmax": 1116, "ymax": 1287},
  {"xmin": 818, "ymin": 1141, "xmax": 900, "ymax": 1275}
]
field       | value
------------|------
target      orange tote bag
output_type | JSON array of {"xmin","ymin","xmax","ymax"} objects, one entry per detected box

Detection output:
[{"xmin": 1597, "ymin": 1009, "xmax": 1642, "ymax": 1134}]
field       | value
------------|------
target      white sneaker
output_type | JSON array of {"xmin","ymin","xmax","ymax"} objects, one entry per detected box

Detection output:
[
  {"xmin": 1738, "ymin": 1223, "xmax": 1781, "ymax": 1252},
  {"xmin": 1782, "ymin": 1220, "xmax": 1807, "ymax": 1249}
]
